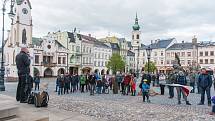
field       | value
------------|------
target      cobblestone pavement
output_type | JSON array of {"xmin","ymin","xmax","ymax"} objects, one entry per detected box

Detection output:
[{"xmin": 1, "ymin": 78, "xmax": 215, "ymax": 121}]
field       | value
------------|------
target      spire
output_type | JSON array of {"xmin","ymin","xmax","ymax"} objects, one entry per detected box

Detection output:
[
  {"xmin": 135, "ymin": 12, "xmax": 138, "ymax": 24},
  {"xmin": 132, "ymin": 12, "xmax": 140, "ymax": 31}
]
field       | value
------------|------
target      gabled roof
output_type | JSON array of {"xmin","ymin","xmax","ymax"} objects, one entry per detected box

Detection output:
[
  {"xmin": 80, "ymin": 34, "xmax": 97, "ymax": 42},
  {"xmin": 150, "ymin": 38, "xmax": 174, "ymax": 49},
  {"xmin": 110, "ymin": 43, "xmax": 120, "ymax": 50},
  {"xmin": 32, "ymin": 37, "xmax": 42, "ymax": 46},
  {"xmin": 94, "ymin": 41, "xmax": 111, "ymax": 49},
  {"xmin": 127, "ymin": 50, "xmax": 135, "ymax": 56},
  {"xmin": 167, "ymin": 43, "xmax": 193, "ymax": 50},
  {"xmin": 16, "ymin": 0, "xmax": 32, "ymax": 9},
  {"xmin": 55, "ymin": 40, "xmax": 66, "ymax": 49}
]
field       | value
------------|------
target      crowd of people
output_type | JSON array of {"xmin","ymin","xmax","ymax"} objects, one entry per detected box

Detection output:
[{"xmin": 55, "ymin": 70, "xmax": 141, "ymax": 96}]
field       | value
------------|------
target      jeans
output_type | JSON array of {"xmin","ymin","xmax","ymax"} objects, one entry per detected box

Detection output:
[
  {"xmin": 70, "ymin": 84, "xmax": 76, "ymax": 93},
  {"xmin": 199, "ymin": 86, "xmax": 211, "ymax": 104},
  {"xmin": 118, "ymin": 82, "xmax": 121, "ymax": 90},
  {"xmin": 142, "ymin": 91, "xmax": 149, "ymax": 101},
  {"xmin": 96, "ymin": 86, "xmax": 102, "ymax": 94},
  {"xmin": 168, "ymin": 86, "xmax": 174, "ymax": 98},
  {"xmin": 90, "ymin": 84, "xmax": 95, "ymax": 95},
  {"xmin": 35, "ymin": 83, "xmax": 39, "ymax": 91},
  {"xmin": 190, "ymin": 82, "xmax": 195, "ymax": 93},
  {"xmin": 58, "ymin": 87, "xmax": 63, "ymax": 95},
  {"xmin": 176, "ymin": 87, "xmax": 187, "ymax": 102}
]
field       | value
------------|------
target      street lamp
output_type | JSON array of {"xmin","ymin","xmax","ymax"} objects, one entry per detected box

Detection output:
[
  {"xmin": 146, "ymin": 46, "xmax": 152, "ymax": 73},
  {"xmin": 0, "ymin": 0, "xmax": 15, "ymax": 91}
]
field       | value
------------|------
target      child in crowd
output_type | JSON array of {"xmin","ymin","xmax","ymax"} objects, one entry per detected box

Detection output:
[
  {"xmin": 209, "ymin": 96, "xmax": 215, "ymax": 115},
  {"xmin": 142, "ymin": 79, "xmax": 150, "ymax": 102}
]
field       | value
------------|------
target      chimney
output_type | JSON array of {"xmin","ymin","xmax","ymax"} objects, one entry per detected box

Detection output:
[
  {"xmin": 88, "ymin": 34, "xmax": 91, "ymax": 37},
  {"xmin": 151, "ymin": 40, "xmax": 153, "ymax": 44},
  {"xmin": 182, "ymin": 41, "xmax": 184, "ymax": 43},
  {"xmin": 192, "ymin": 36, "xmax": 197, "ymax": 45}
]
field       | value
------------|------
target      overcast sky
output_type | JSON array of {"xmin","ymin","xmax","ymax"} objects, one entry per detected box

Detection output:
[{"xmin": 1, "ymin": 0, "xmax": 215, "ymax": 45}]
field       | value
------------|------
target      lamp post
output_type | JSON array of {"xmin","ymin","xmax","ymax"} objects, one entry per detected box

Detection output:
[
  {"xmin": 146, "ymin": 46, "xmax": 152, "ymax": 73},
  {"xmin": 0, "ymin": 0, "xmax": 15, "ymax": 91},
  {"xmin": 136, "ymin": 42, "xmax": 140, "ymax": 78}
]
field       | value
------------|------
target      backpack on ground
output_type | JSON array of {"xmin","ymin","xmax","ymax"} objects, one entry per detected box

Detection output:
[
  {"xmin": 34, "ymin": 91, "xmax": 49, "ymax": 107},
  {"xmin": 27, "ymin": 92, "xmax": 35, "ymax": 104}
]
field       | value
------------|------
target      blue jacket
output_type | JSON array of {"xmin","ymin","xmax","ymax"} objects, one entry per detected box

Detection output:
[
  {"xmin": 176, "ymin": 75, "xmax": 187, "ymax": 85},
  {"xmin": 198, "ymin": 74, "xmax": 212, "ymax": 88},
  {"xmin": 142, "ymin": 83, "xmax": 150, "ymax": 92}
]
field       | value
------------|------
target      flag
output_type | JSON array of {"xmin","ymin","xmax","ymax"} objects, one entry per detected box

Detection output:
[{"xmin": 165, "ymin": 84, "xmax": 193, "ymax": 96}]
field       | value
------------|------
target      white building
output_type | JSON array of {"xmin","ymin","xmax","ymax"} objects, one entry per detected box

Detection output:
[
  {"xmin": 93, "ymin": 41, "xmax": 112, "ymax": 74},
  {"xmin": 126, "ymin": 50, "xmax": 135, "ymax": 73},
  {"xmin": 198, "ymin": 42, "xmax": 215, "ymax": 70},
  {"xmin": 4, "ymin": 0, "xmax": 33, "ymax": 79}
]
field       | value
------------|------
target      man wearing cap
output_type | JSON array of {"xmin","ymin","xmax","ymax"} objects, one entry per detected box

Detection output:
[{"xmin": 15, "ymin": 47, "xmax": 31, "ymax": 103}]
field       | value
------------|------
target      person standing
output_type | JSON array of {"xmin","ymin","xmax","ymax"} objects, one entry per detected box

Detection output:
[
  {"xmin": 56, "ymin": 75, "xmax": 60, "ymax": 92},
  {"xmin": 116, "ymin": 72, "xmax": 122, "ymax": 90},
  {"xmin": 175, "ymin": 71, "xmax": 191, "ymax": 105},
  {"xmin": 58, "ymin": 74, "xmax": 65, "ymax": 95},
  {"xmin": 198, "ymin": 68, "xmax": 213, "ymax": 106},
  {"xmin": 166, "ymin": 72, "xmax": 175, "ymax": 98},
  {"xmin": 123, "ymin": 74, "xmax": 131, "ymax": 95},
  {"xmin": 34, "ymin": 73, "xmax": 40, "ymax": 91},
  {"xmin": 80, "ymin": 74, "xmax": 86, "ymax": 93},
  {"xmin": 64, "ymin": 74, "xmax": 70, "ymax": 94},
  {"xmin": 189, "ymin": 71, "xmax": 196, "ymax": 93},
  {"xmin": 89, "ymin": 72, "xmax": 96, "ymax": 95},
  {"xmin": 15, "ymin": 47, "xmax": 31, "ymax": 103},
  {"xmin": 142, "ymin": 79, "xmax": 150, "ymax": 102},
  {"xmin": 70, "ymin": 74, "xmax": 76, "ymax": 93}
]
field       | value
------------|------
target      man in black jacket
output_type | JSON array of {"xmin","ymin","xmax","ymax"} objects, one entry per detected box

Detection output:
[
  {"xmin": 15, "ymin": 47, "xmax": 31, "ymax": 103},
  {"xmin": 198, "ymin": 68, "xmax": 213, "ymax": 106},
  {"xmin": 89, "ymin": 72, "xmax": 96, "ymax": 95}
]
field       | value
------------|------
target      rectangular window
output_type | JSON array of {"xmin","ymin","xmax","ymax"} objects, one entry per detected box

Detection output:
[
  {"xmin": 187, "ymin": 52, "xmax": 191, "ymax": 57},
  {"xmin": 76, "ymin": 46, "xmax": 80, "ymax": 52},
  {"xmin": 98, "ymin": 54, "xmax": 100, "ymax": 58},
  {"xmin": 176, "ymin": 52, "xmax": 180, "ymax": 56},
  {"xmin": 200, "ymin": 52, "xmax": 203, "ymax": 56},
  {"xmin": 167, "ymin": 53, "xmax": 170, "ymax": 57},
  {"xmin": 210, "ymin": 59, "xmax": 214, "ymax": 64},
  {"xmin": 167, "ymin": 60, "xmax": 170, "ymax": 64},
  {"xmin": 161, "ymin": 60, "xmax": 164, "ymax": 65},
  {"xmin": 182, "ymin": 52, "xmax": 185, "ymax": 57},
  {"xmin": 187, "ymin": 60, "xmax": 191, "ymax": 65},
  {"xmin": 171, "ymin": 52, "xmax": 174, "ymax": 57},
  {"xmin": 205, "ymin": 59, "xmax": 208, "ymax": 64},
  {"xmin": 98, "ymin": 61, "xmax": 100, "ymax": 66},
  {"xmin": 35, "ymin": 55, "xmax": 39, "ymax": 64},
  {"xmin": 58, "ymin": 57, "xmax": 61, "ymax": 64},
  {"xmin": 63, "ymin": 57, "xmax": 66, "ymax": 64},
  {"xmin": 171, "ymin": 60, "xmax": 174, "ymax": 64},
  {"xmin": 205, "ymin": 51, "xmax": 208, "ymax": 56},
  {"xmin": 181, "ymin": 60, "xmax": 185, "ymax": 65},
  {"xmin": 154, "ymin": 52, "xmax": 157, "ymax": 56},
  {"xmin": 200, "ymin": 59, "xmax": 203, "ymax": 64},
  {"xmin": 210, "ymin": 51, "xmax": 214, "ymax": 56},
  {"xmin": 161, "ymin": 51, "xmax": 164, "ymax": 56},
  {"xmin": 94, "ymin": 61, "xmax": 96, "ymax": 66},
  {"xmin": 86, "ymin": 57, "xmax": 88, "ymax": 64},
  {"xmin": 143, "ymin": 52, "xmax": 145, "ymax": 56}
]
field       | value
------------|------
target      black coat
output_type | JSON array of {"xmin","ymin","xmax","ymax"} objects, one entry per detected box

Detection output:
[{"xmin": 15, "ymin": 51, "xmax": 31, "ymax": 75}]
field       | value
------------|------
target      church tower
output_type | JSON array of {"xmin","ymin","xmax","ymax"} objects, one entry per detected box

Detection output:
[
  {"xmin": 4, "ymin": 0, "xmax": 33, "ymax": 78},
  {"xmin": 131, "ymin": 13, "xmax": 141, "ymax": 50},
  {"xmin": 7, "ymin": 0, "xmax": 32, "ymax": 47}
]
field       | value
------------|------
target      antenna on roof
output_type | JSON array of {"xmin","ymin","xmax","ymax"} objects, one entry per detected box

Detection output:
[{"xmin": 73, "ymin": 28, "xmax": 76, "ymax": 32}]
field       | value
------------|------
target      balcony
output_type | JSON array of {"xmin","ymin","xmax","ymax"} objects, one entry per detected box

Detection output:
[{"xmin": 41, "ymin": 62, "xmax": 57, "ymax": 67}]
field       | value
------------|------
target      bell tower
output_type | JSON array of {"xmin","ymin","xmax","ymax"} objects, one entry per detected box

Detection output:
[
  {"xmin": 131, "ymin": 13, "xmax": 141, "ymax": 50},
  {"xmin": 8, "ymin": 0, "xmax": 32, "ymax": 47}
]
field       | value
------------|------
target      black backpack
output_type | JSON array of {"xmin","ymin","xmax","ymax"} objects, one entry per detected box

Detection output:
[{"xmin": 27, "ymin": 92, "xmax": 35, "ymax": 104}]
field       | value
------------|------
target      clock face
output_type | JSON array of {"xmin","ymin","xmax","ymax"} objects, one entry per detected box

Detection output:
[{"xmin": 22, "ymin": 8, "xmax": 28, "ymax": 14}]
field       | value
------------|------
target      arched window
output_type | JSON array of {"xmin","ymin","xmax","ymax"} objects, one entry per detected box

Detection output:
[
  {"xmin": 70, "ymin": 55, "xmax": 75, "ymax": 63},
  {"xmin": 22, "ymin": 29, "xmax": 27, "ymax": 44},
  {"xmin": 136, "ymin": 34, "xmax": 139, "ymax": 39}
]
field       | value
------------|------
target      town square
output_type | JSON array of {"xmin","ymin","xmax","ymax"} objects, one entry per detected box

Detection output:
[{"xmin": 0, "ymin": 0, "xmax": 215, "ymax": 121}]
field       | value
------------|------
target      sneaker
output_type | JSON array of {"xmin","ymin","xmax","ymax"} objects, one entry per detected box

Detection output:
[
  {"xmin": 198, "ymin": 103, "xmax": 204, "ymax": 105},
  {"xmin": 186, "ymin": 101, "xmax": 191, "ymax": 105}
]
